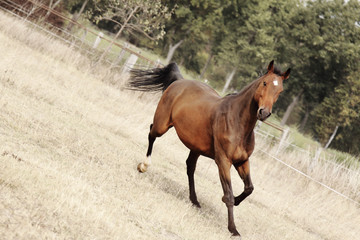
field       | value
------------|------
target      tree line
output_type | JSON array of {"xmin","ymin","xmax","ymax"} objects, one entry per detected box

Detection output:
[{"xmin": 24, "ymin": 0, "xmax": 360, "ymax": 155}]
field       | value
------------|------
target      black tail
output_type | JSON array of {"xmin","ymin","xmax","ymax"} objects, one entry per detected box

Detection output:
[{"xmin": 127, "ymin": 63, "xmax": 184, "ymax": 92}]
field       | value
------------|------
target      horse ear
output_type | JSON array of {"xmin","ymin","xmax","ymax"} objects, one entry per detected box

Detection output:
[
  {"xmin": 267, "ymin": 60, "xmax": 274, "ymax": 72},
  {"xmin": 282, "ymin": 68, "xmax": 291, "ymax": 80}
]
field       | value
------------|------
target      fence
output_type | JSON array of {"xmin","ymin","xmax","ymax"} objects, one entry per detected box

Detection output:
[
  {"xmin": 0, "ymin": 0, "xmax": 162, "ymax": 71},
  {"xmin": 254, "ymin": 122, "xmax": 359, "ymax": 205},
  {"xmin": 1, "ymin": 0, "xmax": 359, "ymax": 205}
]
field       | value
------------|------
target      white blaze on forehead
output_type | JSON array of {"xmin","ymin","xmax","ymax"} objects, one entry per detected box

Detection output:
[{"xmin": 273, "ymin": 80, "xmax": 278, "ymax": 86}]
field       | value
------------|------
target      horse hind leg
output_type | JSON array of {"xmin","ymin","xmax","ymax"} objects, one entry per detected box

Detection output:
[
  {"xmin": 137, "ymin": 117, "xmax": 172, "ymax": 173},
  {"xmin": 186, "ymin": 151, "xmax": 201, "ymax": 207},
  {"xmin": 137, "ymin": 124, "xmax": 155, "ymax": 172}
]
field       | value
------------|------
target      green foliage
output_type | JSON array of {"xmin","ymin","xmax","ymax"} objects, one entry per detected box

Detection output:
[
  {"xmin": 156, "ymin": 0, "xmax": 230, "ymax": 73},
  {"xmin": 312, "ymin": 68, "xmax": 360, "ymax": 153},
  {"xmin": 217, "ymin": 0, "xmax": 281, "ymax": 86},
  {"xmin": 79, "ymin": 0, "xmax": 173, "ymax": 43},
  {"xmin": 268, "ymin": 0, "xmax": 360, "ymax": 155},
  {"xmin": 63, "ymin": 0, "xmax": 91, "ymax": 13}
]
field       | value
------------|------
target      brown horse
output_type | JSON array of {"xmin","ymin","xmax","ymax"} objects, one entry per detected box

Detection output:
[{"xmin": 128, "ymin": 61, "xmax": 290, "ymax": 238}]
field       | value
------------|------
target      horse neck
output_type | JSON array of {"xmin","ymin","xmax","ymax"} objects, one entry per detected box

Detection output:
[{"xmin": 229, "ymin": 80, "xmax": 259, "ymax": 132}]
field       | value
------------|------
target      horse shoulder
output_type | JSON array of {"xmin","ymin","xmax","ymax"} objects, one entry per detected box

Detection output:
[
  {"xmin": 212, "ymin": 103, "xmax": 256, "ymax": 163},
  {"xmin": 212, "ymin": 107, "xmax": 239, "ymax": 160},
  {"xmin": 245, "ymin": 131, "xmax": 255, "ymax": 155}
]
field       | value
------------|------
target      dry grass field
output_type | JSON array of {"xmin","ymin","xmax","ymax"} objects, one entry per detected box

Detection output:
[{"xmin": 0, "ymin": 12, "xmax": 359, "ymax": 240}]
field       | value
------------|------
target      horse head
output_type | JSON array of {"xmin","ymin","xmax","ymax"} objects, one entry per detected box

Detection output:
[{"xmin": 254, "ymin": 60, "xmax": 291, "ymax": 121}]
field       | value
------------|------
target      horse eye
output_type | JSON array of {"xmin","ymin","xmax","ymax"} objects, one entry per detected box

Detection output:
[{"xmin": 263, "ymin": 81, "xmax": 267, "ymax": 86}]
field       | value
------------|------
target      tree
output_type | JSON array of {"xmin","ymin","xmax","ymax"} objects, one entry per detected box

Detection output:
[
  {"xmin": 215, "ymin": 0, "xmax": 281, "ymax": 91},
  {"xmin": 158, "ymin": 0, "xmax": 230, "ymax": 73},
  {"xmin": 92, "ymin": 0, "xmax": 173, "ymax": 65},
  {"xmin": 312, "ymin": 69, "xmax": 360, "ymax": 153},
  {"xmin": 275, "ymin": 0, "xmax": 360, "ymax": 128},
  {"xmin": 64, "ymin": 0, "xmax": 90, "ymax": 31},
  {"xmin": 44, "ymin": 0, "xmax": 63, "ymax": 20}
]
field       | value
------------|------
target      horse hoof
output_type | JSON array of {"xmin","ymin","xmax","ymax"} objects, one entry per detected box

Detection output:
[
  {"xmin": 192, "ymin": 201, "xmax": 201, "ymax": 208},
  {"xmin": 194, "ymin": 202, "xmax": 201, "ymax": 208},
  {"xmin": 230, "ymin": 234, "xmax": 241, "ymax": 240},
  {"xmin": 137, "ymin": 163, "xmax": 148, "ymax": 173}
]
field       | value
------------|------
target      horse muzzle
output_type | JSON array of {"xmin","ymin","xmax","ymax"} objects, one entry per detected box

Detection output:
[{"xmin": 257, "ymin": 108, "xmax": 271, "ymax": 121}]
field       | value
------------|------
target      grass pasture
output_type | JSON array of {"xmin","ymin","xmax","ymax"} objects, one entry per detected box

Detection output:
[{"xmin": 0, "ymin": 12, "xmax": 359, "ymax": 240}]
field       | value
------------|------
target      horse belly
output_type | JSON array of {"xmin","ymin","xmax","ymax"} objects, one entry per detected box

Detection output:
[
  {"xmin": 175, "ymin": 124, "xmax": 213, "ymax": 156},
  {"xmin": 172, "ymin": 108, "xmax": 214, "ymax": 157}
]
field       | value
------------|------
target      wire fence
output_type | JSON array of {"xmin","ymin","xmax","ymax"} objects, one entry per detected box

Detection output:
[
  {"xmin": 1, "ymin": 0, "xmax": 359, "ymax": 205},
  {"xmin": 0, "ymin": 0, "xmax": 161, "ymax": 70}
]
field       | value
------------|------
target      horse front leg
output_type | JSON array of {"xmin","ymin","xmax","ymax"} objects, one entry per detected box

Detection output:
[
  {"xmin": 234, "ymin": 160, "xmax": 254, "ymax": 206},
  {"xmin": 216, "ymin": 158, "xmax": 241, "ymax": 237}
]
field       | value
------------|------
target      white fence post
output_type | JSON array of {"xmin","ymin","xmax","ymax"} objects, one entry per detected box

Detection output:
[
  {"xmin": 122, "ymin": 54, "xmax": 138, "ymax": 74},
  {"xmin": 154, "ymin": 59, "xmax": 161, "ymax": 67},
  {"xmin": 276, "ymin": 127, "xmax": 289, "ymax": 155},
  {"xmin": 111, "ymin": 43, "xmax": 129, "ymax": 68},
  {"xmin": 309, "ymin": 147, "xmax": 323, "ymax": 172},
  {"xmin": 93, "ymin": 32, "xmax": 104, "ymax": 49},
  {"xmin": 81, "ymin": 29, "xmax": 88, "ymax": 44},
  {"xmin": 255, "ymin": 121, "xmax": 262, "ymax": 131}
]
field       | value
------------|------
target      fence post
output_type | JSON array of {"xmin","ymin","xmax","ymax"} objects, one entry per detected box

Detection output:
[
  {"xmin": 122, "ymin": 54, "xmax": 138, "ymax": 74},
  {"xmin": 255, "ymin": 121, "xmax": 262, "ymax": 131},
  {"xmin": 93, "ymin": 32, "xmax": 104, "ymax": 49},
  {"xmin": 276, "ymin": 127, "xmax": 289, "ymax": 155},
  {"xmin": 309, "ymin": 147, "xmax": 322, "ymax": 172},
  {"xmin": 81, "ymin": 29, "xmax": 88, "ymax": 44},
  {"xmin": 111, "ymin": 43, "xmax": 129, "ymax": 68},
  {"xmin": 154, "ymin": 59, "xmax": 161, "ymax": 67}
]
